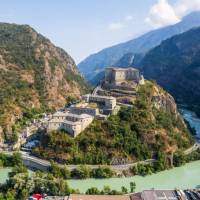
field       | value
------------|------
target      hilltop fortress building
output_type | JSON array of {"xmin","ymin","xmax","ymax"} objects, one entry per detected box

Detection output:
[
  {"xmin": 46, "ymin": 94, "xmax": 118, "ymax": 137},
  {"xmin": 104, "ymin": 67, "xmax": 144, "ymax": 90},
  {"xmin": 46, "ymin": 67, "xmax": 143, "ymax": 137}
]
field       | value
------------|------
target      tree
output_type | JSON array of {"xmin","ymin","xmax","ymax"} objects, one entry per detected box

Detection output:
[
  {"xmin": 71, "ymin": 165, "xmax": 91, "ymax": 179},
  {"xmin": 130, "ymin": 182, "xmax": 136, "ymax": 193},
  {"xmin": 12, "ymin": 152, "xmax": 23, "ymax": 166},
  {"xmin": 121, "ymin": 186, "xmax": 128, "ymax": 194},
  {"xmin": 86, "ymin": 187, "xmax": 100, "ymax": 195},
  {"xmin": 102, "ymin": 185, "xmax": 111, "ymax": 194}
]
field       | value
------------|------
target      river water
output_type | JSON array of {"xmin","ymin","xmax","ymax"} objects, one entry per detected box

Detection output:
[
  {"xmin": 180, "ymin": 109, "xmax": 200, "ymax": 142},
  {"xmin": 0, "ymin": 109, "xmax": 200, "ymax": 192}
]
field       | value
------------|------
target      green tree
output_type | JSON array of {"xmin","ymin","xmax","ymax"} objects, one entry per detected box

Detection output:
[
  {"xmin": 86, "ymin": 187, "xmax": 100, "ymax": 195},
  {"xmin": 121, "ymin": 186, "xmax": 128, "ymax": 194},
  {"xmin": 102, "ymin": 185, "xmax": 111, "ymax": 194},
  {"xmin": 130, "ymin": 182, "xmax": 136, "ymax": 193}
]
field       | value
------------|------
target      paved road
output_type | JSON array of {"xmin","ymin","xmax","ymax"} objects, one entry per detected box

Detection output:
[
  {"xmin": 3, "ymin": 150, "xmax": 155, "ymax": 171},
  {"xmin": 184, "ymin": 143, "xmax": 200, "ymax": 155},
  {"xmin": 92, "ymin": 85, "xmax": 102, "ymax": 95},
  {"xmin": 3, "ymin": 143, "xmax": 199, "ymax": 172}
]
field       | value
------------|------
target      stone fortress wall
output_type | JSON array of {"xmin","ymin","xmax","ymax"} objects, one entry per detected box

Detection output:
[
  {"xmin": 46, "ymin": 94, "xmax": 117, "ymax": 137},
  {"xmin": 47, "ymin": 112, "xmax": 94, "ymax": 137},
  {"xmin": 104, "ymin": 67, "xmax": 144, "ymax": 90}
]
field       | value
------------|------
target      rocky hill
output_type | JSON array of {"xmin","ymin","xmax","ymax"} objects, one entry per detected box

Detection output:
[
  {"xmin": 140, "ymin": 27, "xmax": 200, "ymax": 117},
  {"xmin": 33, "ymin": 81, "xmax": 194, "ymax": 165},
  {"xmin": 0, "ymin": 23, "xmax": 88, "ymax": 140},
  {"xmin": 78, "ymin": 11, "xmax": 200, "ymax": 85}
]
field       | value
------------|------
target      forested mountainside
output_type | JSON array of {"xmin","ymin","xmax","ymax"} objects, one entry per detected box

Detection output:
[
  {"xmin": 78, "ymin": 12, "xmax": 200, "ymax": 85},
  {"xmin": 140, "ymin": 27, "xmax": 200, "ymax": 117},
  {"xmin": 0, "ymin": 23, "xmax": 88, "ymax": 140},
  {"xmin": 33, "ymin": 81, "xmax": 194, "ymax": 165}
]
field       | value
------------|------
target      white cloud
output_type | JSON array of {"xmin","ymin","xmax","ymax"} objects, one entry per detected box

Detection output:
[
  {"xmin": 146, "ymin": 0, "xmax": 200, "ymax": 28},
  {"xmin": 174, "ymin": 0, "xmax": 200, "ymax": 17},
  {"xmin": 108, "ymin": 22, "xmax": 124, "ymax": 31},
  {"xmin": 145, "ymin": 0, "xmax": 180, "ymax": 28}
]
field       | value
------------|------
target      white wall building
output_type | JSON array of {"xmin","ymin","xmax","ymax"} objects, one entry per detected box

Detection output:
[{"xmin": 47, "ymin": 111, "xmax": 94, "ymax": 137}]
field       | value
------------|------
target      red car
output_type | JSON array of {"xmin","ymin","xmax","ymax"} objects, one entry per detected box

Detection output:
[{"xmin": 28, "ymin": 194, "xmax": 43, "ymax": 200}]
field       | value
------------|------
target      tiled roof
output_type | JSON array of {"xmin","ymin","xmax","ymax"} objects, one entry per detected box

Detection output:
[{"xmin": 68, "ymin": 194, "xmax": 130, "ymax": 200}]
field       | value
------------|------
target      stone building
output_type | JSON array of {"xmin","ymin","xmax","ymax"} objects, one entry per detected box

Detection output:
[
  {"xmin": 104, "ymin": 67, "xmax": 144, "ymax": 90},
  {"xmin": 82, "ymin": 94, "xmax": 117, "ymax": 110},
  {"xmin": 69, "ymin": 106, "xmax": 99, "ymax": 117},
  {"xmin": 46, "ymin": 111, "xmax": 93, "ymax": 137},
  {"xmin": 105, "ymin": 67, "xmax": 140, "ymax": 84}
]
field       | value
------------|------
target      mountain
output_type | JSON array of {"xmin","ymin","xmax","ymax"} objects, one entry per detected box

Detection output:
[
  {"xmin": 0, "ymin": 23, "xmax": 88, "ymax": 140},
  {"xmin": 33, "ymin": 81, "xmax": 194, "ymax": 165},
  {"xmin": 78, "ymin": 11, "xmax": 200, "ymax": 84},
  {"xmin": 139, "ymin": 27, "xmax": 200, "ymax": 116}
]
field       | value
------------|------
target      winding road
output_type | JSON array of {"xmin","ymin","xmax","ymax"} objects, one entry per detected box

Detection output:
[{"xmin": 3, "ymin": 142, "xmax": 200, "ymax": 172}]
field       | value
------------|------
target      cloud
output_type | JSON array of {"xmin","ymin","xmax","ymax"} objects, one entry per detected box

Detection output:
[
  {"xmin": 146, "ymin": 0, "xmax": 200, "ymax": 28},
  {"xmin": 108, "ymin": 22, "xmax": 124, "ymax": 31},
  {"xmin": 174, "ymin": 0, "xmax": 200, "ymax": 17},
  {"xmin": 145, "ymin": 0, "xmax": 180, "ymax": 28},
  {"xmin": 107, "ymin": 15, "xmax": 134, "ymax": 31}
]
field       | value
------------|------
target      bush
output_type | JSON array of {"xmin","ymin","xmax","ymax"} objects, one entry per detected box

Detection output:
[{"xmin": 92, "ymin": 166, "xmax": 115, "ymax": 178}]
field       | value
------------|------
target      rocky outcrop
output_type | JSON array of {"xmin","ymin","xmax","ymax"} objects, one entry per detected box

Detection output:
[{"xmin": 151, "ymin": 84, "xmax": 178, "ymax": 115}]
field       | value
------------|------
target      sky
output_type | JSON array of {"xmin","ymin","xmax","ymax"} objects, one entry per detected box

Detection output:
[{"xmin": 0, "ymin": 0, "xmax": 200, "ymax": 63}]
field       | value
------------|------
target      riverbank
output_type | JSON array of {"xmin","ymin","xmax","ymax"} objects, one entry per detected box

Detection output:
[
  {"xmin": 68, "ymin": 160, "xmax": 200, "ymax": 193},
  {"xmin": 0, "ymin": 160, "xmax": 200, "ymax": 193}
]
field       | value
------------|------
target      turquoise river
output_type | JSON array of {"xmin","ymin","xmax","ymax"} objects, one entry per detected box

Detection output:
[{"xmin": 0, "ymin": 109, "xmax": 199, "ymax": 192}]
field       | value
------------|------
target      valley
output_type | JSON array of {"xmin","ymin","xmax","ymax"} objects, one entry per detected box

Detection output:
[{"xmin": 0, "ymin": 6, "xmax": 200, "ymax": 199}]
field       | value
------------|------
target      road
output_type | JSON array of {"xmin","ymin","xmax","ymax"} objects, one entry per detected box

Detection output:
[
  {"xmin": 3, "ymin": 142, "xmax": 200, "ymax": 172},
  {"xmin": 3, "ymin": 150, "xmax": 155, "ymax": 172},
  {"xmin": 184, "ymin": 143, "xmax": 200, "ymax": 155},
  {"xmin": 20, "ymin": 142, "xmax": 200, "ymax": 171},
  {"xmin": 92, "ymin": 85, "xmax": 102, "ymax": 95}
]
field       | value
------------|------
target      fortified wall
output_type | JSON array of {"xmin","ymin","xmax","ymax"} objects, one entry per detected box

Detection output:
[{"xmin": 103, "ymin": 67, "xmax": 144, "ymax": 91}]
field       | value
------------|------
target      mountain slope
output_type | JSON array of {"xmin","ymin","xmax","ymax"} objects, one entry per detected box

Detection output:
[
  {"xmin": 78, "ymin": 11, "xmax": 200, "ymax": 84},
  {"xmin": 0, "ymin": 23, "xmax": 88, "ymax": 139},
  {"xmin": 140, "ymin": 27, "xmax": 200, "ymax": 116}
]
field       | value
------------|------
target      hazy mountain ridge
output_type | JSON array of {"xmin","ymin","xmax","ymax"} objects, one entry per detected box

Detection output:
[{"xmin": 79, "ymin": 12, "xmax": 200, "ymax": 84}]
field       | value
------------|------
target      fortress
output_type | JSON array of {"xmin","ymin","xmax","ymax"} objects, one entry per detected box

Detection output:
[
  {"xmin": 103, "ymin": 67, "xmax": 144, "ymax": 90},
  {"xmin": 46, "ymin": 67, "xmax": 144, "ymax": 137},
  {"xmin": 46, "ymin": 94, "xmax": 118, "ymax": 137}
]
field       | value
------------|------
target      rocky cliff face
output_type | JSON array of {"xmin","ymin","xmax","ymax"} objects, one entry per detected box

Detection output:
[
  {"xmin": 151, "ymin": 83, "xmax": 178, "ymax": 115},
  {"xmin": 0, "ymin": 23, "xmax": 88, "ymax": 138}
]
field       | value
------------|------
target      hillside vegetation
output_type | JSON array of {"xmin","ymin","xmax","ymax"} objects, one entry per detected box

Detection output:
[
  {"xmin": 33, "ymin": 81, "xmax": 194, "ymax": 165},
  {"xmin": 0, "ymin": 23, "xmax": 89, "ymax": 141}
]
